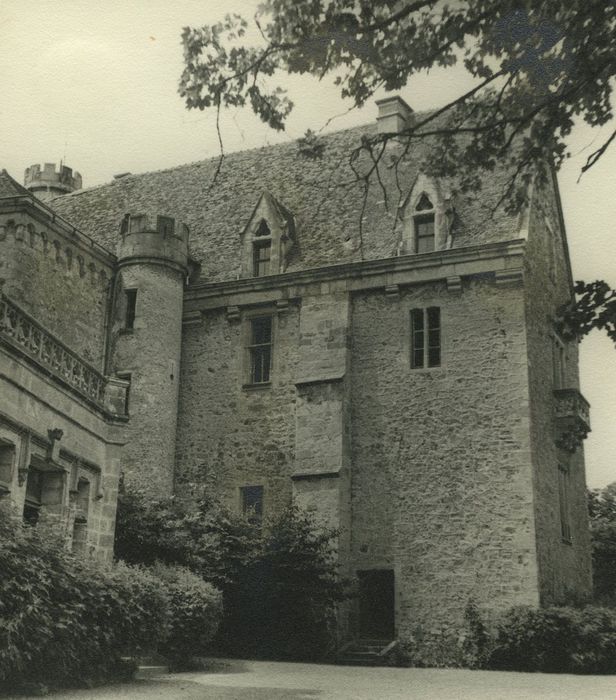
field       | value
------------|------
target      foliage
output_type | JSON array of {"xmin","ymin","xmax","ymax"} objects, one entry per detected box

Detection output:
[
  {"xmin": 0, "ymin": 506, "xmax": 168, "ymax": 694},
  {"xmin": 150, "ymin": 563, "xmax": 222, "ymax": 669},
  {"xmin": 488, "ymin": 605, "xmax": 616, "ymax": 674},
  {"xmin": 179, "ymin": 1, "xmax": 616, "ymax": 344},
  {"xmin": 588, "ymin": 483, "xmax": 616, "ymax": 602},
  {"xmin": 114, "ymin": 485, "xmax": 348, "ymax": 661},
  {"xmin": 217, "ymin": 503, "xmax": 348, "ymax": 661},
  {"xmin": 114, "ymin": 477, "xmax": 258, "ymax": 588}
]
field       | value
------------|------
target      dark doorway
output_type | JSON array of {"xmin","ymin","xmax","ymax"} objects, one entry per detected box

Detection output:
[{"xmin": 358, "ymin": 569, "xmax": 395, "ymax": 639}]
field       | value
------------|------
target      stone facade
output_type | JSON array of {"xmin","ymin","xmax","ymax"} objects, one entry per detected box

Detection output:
[{"xmin": 0, "ymin": 95, "xmax": 593, "ymax": 639}]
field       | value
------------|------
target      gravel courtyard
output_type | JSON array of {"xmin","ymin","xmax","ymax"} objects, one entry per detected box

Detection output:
[{"xmin": 7, "ymin": 659, "xmax": 616, "ymax": 700}]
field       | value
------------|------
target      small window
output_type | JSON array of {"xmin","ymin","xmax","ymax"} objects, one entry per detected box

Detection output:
[
  {"xmin": 248, "ymin": 316, "xmax": 273, "ymax": 384},
  {"xmin": 157, "ymin": 215, "xmax": 175, "ymax": 236},
  {"xmin": 558, "ymin": 464, "xmax": 572, "ymax": 542},
  {"xmin": 552, "ymin": 336, "xmax": 566, "ymax": 389},
  {"xmin": 253, "ymin": 240, "xmax": 271, "ymax": 277},
  {"xmin": 241, "ymin": 485, "xmax": 264, "ymax": 526},
  {"xmin": 116, "ymin": 372, "xmax": 132, "ymax": 415},
  {"xmin": 124, "ymin": 289, "xmax": 137, "ymax": 330},
  {"xmin": 415, "ymin": 215, "xmax": 435, "ymax": 253},
  {"xmin": 255, "ymin": 219, "xmax": 271, "ymax": 237},
  {"xmin": 413, "ymin": 193, "xmax": 435, "ymax": 253},
  {"xmin": 411, "ymin": 307, "xmax": 441, "ymax": 369},
  {"xmin": 0, "ymin": 443, "xmax": 15, "ymax": 488},
  {"xmin": 23, "ymin": 468, "xmax": 44, "ymax": 525}
]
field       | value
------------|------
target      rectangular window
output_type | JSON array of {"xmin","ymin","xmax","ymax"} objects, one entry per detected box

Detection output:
[
  {"xmin": 411, "ymin": 307, "xmax": 441, "ymax": 369},
  {"xmin": 124, "ymin": 289, "xmax": 137, "ymax": 330},
  {"xmin": 558, "ymin": 464, "xmax": 572, "ymax": 542},
  {"xmin": 23, "ymin": 468, "xmax": 43, "ymax": 525},
  {"xmin": 0, "ymin": 442, "xmax": 15, "ymax": 489},
  {"xmin": 241, "ymin": 485, "xmax": 264, "ymax": 526},
  {"xmin": 157, "ymin": 215, "xmax": 175, "ymax": 236},
  {"xmin": 415, "ymin": 215, "xmax": 435, "ymax": 253},
  {"xmin": 552, "ymin": 336, "xmax": 565, "ymax": 389},
  {"xmin": 248, "ymin": 316, "xmax": 272, "ymax": 384},
  {"xmin": 116, "ymin": 372, "xmax": 132, "ymax": 414},
  {"xmin": 253, "ymin": 240, "xmax": 271, "ymax": 277}
]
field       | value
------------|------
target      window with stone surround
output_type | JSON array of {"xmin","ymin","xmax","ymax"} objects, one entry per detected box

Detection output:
[
  {"xmin": 0, "ymin": 442, "xmax": 15, "ymax": 494},
  {"xmin": 241, "ymin": 485, "xmax": 264, "ymax": 527},
  {"xmin": 124, "ymin": 289, "xmax": 137, "ymax": 330},
  {"xmin": 411, "ymin": 307, "xmax": 441, "ymax": 369},
  {"xmin": 414, "ymin": 194, "xmax": 436, "ymax": 254},
  {"xmin": 552, "ymin": 334, "xmax": 566, "ymax": 389},
  {"xmin": 253, "ymin": 220, "xmax": 272, "ymax": 277},
  {"xmin": 558, "ymin": 463, "xmax": 572, "ymax": 543},
  {"xmin": 248, "ymin": 315, "xmax": 273, "ymax": 384}
]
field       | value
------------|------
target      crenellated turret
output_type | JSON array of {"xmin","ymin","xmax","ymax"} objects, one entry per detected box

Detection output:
[
  {"xmin": 24, "ymin": 163, "xmax": 82, "ymax": 202},
  {"xmin": 111, "ymin": 211, "xmax": 189, "ymax": 495}
]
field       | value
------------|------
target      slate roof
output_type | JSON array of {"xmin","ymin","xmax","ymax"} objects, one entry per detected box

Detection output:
[
  {"xmin": 49, "ymin": 120, "xmax": 520, "ymax": 284},
  {"xmin": 0, "ymin": 169, "xmax": 33, "ymax": 198}
]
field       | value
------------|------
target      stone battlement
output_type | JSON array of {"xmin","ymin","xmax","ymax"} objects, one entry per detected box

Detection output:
[
  {"xmin": 117, "ymin": 211, "xmax": 189, "ymax": 273},
  {"xmin": 24, "ymin": 163, "xmax": 82, "ymax": 199}
]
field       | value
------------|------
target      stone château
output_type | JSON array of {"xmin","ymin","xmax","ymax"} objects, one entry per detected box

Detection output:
[{"xmin": 0, "ymin": 96, "xmax": 592, "ymax": 643}]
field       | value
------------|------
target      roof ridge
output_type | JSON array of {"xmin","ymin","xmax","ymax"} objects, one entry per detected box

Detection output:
[{"xmin": 52, "ymin": 121, "xmax": 378, "ymax": 201}]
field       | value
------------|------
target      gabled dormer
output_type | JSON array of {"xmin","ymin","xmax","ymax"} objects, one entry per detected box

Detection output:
[
  {"xmin": 399, "ymin": 174, "xmax": 455, "ymax": 255},
  {"xmin": 240, "ymin": 192, "xmax": 295, "ymax": 278}
]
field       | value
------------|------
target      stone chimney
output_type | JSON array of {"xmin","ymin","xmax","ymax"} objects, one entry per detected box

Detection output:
[{"xmin": 376, "ymin": 96, "xmax": 414, "ymax": 134}]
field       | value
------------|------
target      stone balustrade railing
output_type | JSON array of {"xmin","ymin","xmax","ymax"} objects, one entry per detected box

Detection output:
[
  {"xmin": 553, "ymin": 388, "xmax": 591, "ymax": 453},
  {"xmin": 0, "ymin": 293, "xmax": 109, "ymax": 410}
]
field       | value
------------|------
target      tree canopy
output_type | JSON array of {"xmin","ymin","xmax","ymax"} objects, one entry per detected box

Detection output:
[{"xmin": 179, "ymin": 1, "xmax": 616, "ymax": 343}]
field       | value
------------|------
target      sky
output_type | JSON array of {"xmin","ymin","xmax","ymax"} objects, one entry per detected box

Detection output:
[{"xmin": 1, "ymin": 1, "xmax": 615, "ymax": 487}]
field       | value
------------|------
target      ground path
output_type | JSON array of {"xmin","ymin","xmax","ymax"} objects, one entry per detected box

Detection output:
[{"xmin": 7, "ymin": 659, "xmax": 616, "ymax": 699}]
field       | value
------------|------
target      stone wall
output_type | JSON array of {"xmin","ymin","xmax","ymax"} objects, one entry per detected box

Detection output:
[
  {"xmin": 0, "ymin": 205, "xmax": 113, "ymax": 369},
  {"xmin": 175, "ymin": 304, "xmax": 300, "ymax": 514},
  {"xmin": 0, "ymin": 349, "xmax": 124, "ymax": 561},
  {"xmin": 524, "ymin": 173, "xmax": 593, "ymax": 604},
  {"xmin": 350, "ymin": 278, "xmax": 539, "ymax": 636}
]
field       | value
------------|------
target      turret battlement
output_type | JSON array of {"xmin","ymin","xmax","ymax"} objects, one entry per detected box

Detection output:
[
  {"xmin": 117, "ymin": 211, "xmax": 189, "ymax": 273},
  {"xmin": 24, "ymin": 163, "xmax": 82, "ymax": 201}
]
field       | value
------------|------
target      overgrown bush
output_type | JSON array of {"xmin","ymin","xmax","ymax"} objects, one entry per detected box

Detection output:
[
  {"xmin": 217, "ymin": 504, "xmax": 348, "ymax": 661},
  {"xmin": 151, "ymin": 563, "xmax": 222, "ymax": 668},
  {"xmin": 588, "ymin": 484, "xmax": 616, "ymax": 602},
  {"xmin": 114, "ymin": 485, "xmax": 348, "ymax": 662},
  {"xmin": 488, "ymin": 605, "xmax": 616, "ymax": 674},
  {"xmin": 0, "ymin": 507, "xmax": 168, "ymax": 694}
]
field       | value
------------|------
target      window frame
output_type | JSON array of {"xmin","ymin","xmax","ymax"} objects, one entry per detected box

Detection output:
[
  {"xmin": 253, "ymin": 239, "xmax": 272, "ymax": 277},
  {"xmin": 557, "ymin": 463, "xmax": 572, "ymax": 544},
  {"xmin": 124, "ymin": 289, "xmax": 137, "ymax": 331},
  {"xmin": 245, "ymin": 314, "xmax": 274, "ymax": 386},
  {"xmin": 410, "ymin": 307, "xmax": 441, "ymax": 369},
  {"xmin": 414, "ymin": 213, "xmax": 436, "ymax": 254},
  {"xmin": 552, "ymin": 333, "xmax": 566, "ymax": 389},
  {"xmin": 240, "ymin": 484, "xmax": 264, "ymax": 527}
]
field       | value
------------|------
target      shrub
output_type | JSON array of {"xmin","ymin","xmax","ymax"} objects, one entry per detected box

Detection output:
[
  {"xmin": 0, "ymin": 507, "xmax": 169, "ymax": 693},
  {"xmin": 488, "ymin": 605, "xmax": 616, "ymax": 674},
  {"xmin": 114, "ymin": 486, "xmax": 348, "ymax": 662},
  {"xmin": 151, "ymin": 563, "xmax": 222, "ymax": 668}
]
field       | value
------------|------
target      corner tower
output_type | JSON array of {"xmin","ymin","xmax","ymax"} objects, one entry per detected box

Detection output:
[
  {"xmin": 24, "ymin": 163, "xmax": 82, "ymax": 202},
  {"xmin": 110, "ymin": 211, "xmax": 189, "ymax": 496}
]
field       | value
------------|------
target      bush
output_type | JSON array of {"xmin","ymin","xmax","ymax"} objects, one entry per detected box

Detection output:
[
  {"xmin": 151, "ymin": 563, "xmax": 222, "ymax": 668},
  {"xmin": 114, "ymin": 486, "xmax": 348, "ymax": 662},
  {"xmin": 488, "ymin": 605, "xmax": 616, "ymax": 674},
  {"xmin": 0, "ymin": 507, "xmax": 169, "ymax": 694}
]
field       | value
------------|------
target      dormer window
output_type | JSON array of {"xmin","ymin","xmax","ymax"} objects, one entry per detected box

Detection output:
[
  {"xmin": 253, "ymin": 220, "xmax": 272, "ymax": 277},
  {"xmin": 414, "ymin": 194, "xmax": 435, "ymax": 254},
  {"xmin": 400, "ymin": 176, "xmax": 454, "ymax": 255},
  {"xmin": 240, "ymin": 194, "xmax": 295, "ymax": 279}
]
